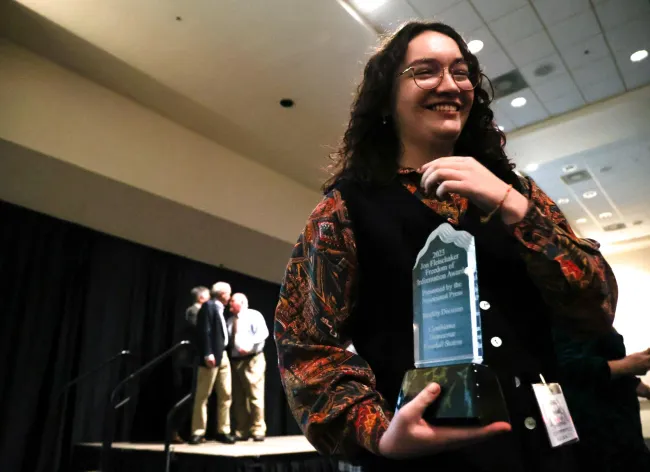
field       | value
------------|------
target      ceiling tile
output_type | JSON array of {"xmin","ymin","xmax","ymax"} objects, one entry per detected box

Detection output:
[
  {"xmin": 620, "ymin": 62, "xmax": 650, "ymax": 90},
  {"xmin": 532, "ymin": 73, "xmax": 580, "ymax": 101},
  {"xmin": 479, "ymin": 47, "xmax": 516, "ymax": 78},
  {"xmin": 469, "ymin": 0, "xmax": 528, "ymax": 23},
  {"xmin": 496, "ymin": 88, "xmax": 550, "ymax": 127},
  {"xmin": 615, "ymin": 44, "xmax": 650, "ymax": 77},
  {"xmin": 367, "ymin": 0, "xmax": 418, "ymax": 33},
  {"xmin": 504, "ymin": 30, "xmax": 556, "ymax": 67},
  {"xmin": 576, "ymin": 191, "xmax": 618, "ymax": 220},
  {"xmin": 465, "ymin": 26, "xmax": 500, "ymax": 55},
  {"xmin": 571, "ymin": 55, "xmax": 619, "ymax": 88},
  {"xmin": 512, "ymin": 106, "xmax": 550, "ymax": 128},
  {"xmin": 490, "ymin": 95, "xmax": 519, "ymax": 129},
  {"xmin": 492, "ymin": 112, "xmax": 515, "ymax": 132},
  {"xmin": 544, "ymin": 92, "xmax": 586, "ymax": 115},
  {"xmin": 560, "ymin": 34, "xmax": 610, "ymax": 69},
  {"xmin": 580, "ymin": 76, "xmax": 625, "ymax": 103},
  {"xmin": 547, "ymin": 9, "xmax": 601, "ymax": 47},
  {"xmin": 532, "ymin": 0, "xmax": 591, "ymax": 26},
  {"xmin": 489, "ymin": 6, "xmax": 543, "ymax": 45},
  {"xmin": 408, "ymin": 0, "xmax": 462, "ymax": 17},
  {"xmin": 436, "ymin": 1, "xmax": 485, "ymax": 34},
  {"xmin": 605, "ymin": 15, "xmax": 650, "ymax": 55},
  {"xmin": 519, "ymin": 53, "xmax": 568, "ymax": 86},
  {"xmin": 491, "ymin": 95, "xmax": 512, "ymax": 113},
  {"xmin": 595, "ymin": 0, "xmax": 650, "ymax": 31}
]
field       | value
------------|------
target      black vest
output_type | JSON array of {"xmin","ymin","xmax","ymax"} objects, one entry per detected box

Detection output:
[{"xmin": 337, "ymin": 176, "xmax": 577, "ymax": 471}]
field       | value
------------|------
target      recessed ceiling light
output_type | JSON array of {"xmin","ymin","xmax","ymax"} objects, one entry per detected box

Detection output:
[
  {"xmin": 498, "ymin": 125, "xmax": 505, "ymax": 131},
  {"xmin": 468, "ymin": 40, "xmax": 484, "ymax": 54},
  {"xmin": 525, "ymin": 163, "xmax": 539, "ymax": 172},
  {"xmin": 583, "ymin": 190, "xmax": 598, "ymax": 199},
  {"xmin": 562, "ymin": 164, "xmax": 577, "ymax": 173},
  {"xmin": 350, "ymin": 0, "xmax": 387, "ymax": 13},
  {"xmin": 511, "ymin": 97, "xmax": 527, "ymax": 108},
  {"xmin": 576, "ymin": 218, "xmax": 587, "ymax": 224},
  {"xmin": 557, "ymin": 198, "xmax": 570, "ymax": 205},
  {"xmin": 599, "ymin": 212, "xmax": 613, "ymax": 219},
  {"xmin": 279, "ymin": 98, "xmax": 295, "ymax": 108},
  {"xmin": 630, "ymin": 49, "xmax": 648, "ymax": 62}
]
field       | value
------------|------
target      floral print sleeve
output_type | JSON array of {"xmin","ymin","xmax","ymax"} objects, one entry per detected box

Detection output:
[
  {"xmin": 509, "ymin": 176, "xmax": 617, "ymax": 335},
  {"xmin": 274, "ymin": 189, "xmax": 392, "ymax": 457}
]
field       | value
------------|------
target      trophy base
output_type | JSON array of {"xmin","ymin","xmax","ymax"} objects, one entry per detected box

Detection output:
[{"xmin": 396, "ymin": 363, "xmax": 509, "ymax": 426}]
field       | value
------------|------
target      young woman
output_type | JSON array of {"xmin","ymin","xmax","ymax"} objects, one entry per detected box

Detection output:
[{"xmin": 275, "ymin": 21, "xmax": 617, "ymax": 471}]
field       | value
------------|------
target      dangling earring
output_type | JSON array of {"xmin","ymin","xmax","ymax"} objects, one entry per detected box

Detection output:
[{"xmin": 382, "ymin": 116, "xmax": 388, "ymax": 125}]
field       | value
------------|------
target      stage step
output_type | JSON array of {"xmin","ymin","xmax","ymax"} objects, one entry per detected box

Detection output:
[{"xmin": 72, "ymin": 436, "xmax": 338, "ymax": 472}]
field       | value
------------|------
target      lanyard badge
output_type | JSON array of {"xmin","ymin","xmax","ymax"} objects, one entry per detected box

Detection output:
[{"xmin": 532, "ymin": 375, "xmax": 579, "ymax": 448}]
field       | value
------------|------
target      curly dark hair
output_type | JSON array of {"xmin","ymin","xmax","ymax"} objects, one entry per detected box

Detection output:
[{"xmin": 324, "ymin": 21, "xmax": 513, "ymax": 192}]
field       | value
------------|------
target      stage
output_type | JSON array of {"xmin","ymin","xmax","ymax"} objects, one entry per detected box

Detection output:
[{"xmin": 72, "ymin": 435, "xmax": 339, "ymax": 472}]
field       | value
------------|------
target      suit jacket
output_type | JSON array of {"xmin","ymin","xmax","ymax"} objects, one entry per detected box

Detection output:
[
  {"xmin": 185, "ymin": 303, "xmax": 200, "ymax": 327},
  {"xmin": 196, "ymin": 299, "xmax": 227, "ymax": 364},
  {"xmin": 173, "ymin": 304, "xmax": 200, "ymax": 368}
]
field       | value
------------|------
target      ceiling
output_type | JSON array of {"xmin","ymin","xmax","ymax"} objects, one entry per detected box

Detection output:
[
  {"xmin": 5, "ymin": 0, "xmax": 647, "ymax": 190},
  {"xmin": 357, "ymin": 0, "xmax": 650, "ymax": 130},
  {"xmin": 1, "ymin": 0, "xmax": 378, "ymax": 189},
  {"xmin": 523, "ymin": 132, "xmax": 650, "ymax": 253},
  {"xmin": 1, "ymin": 0, "xmax": 649, "ymax": 251}
]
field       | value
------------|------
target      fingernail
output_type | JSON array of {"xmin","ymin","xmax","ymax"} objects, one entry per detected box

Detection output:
[{"xmin": 429, "ymin": 383, "xmax": 440, "ymax": 394}]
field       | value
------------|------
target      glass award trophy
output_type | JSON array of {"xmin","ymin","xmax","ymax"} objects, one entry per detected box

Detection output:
[{"xmin": 395, "ymin": 223, "xmax": 509, "ymax": 426}]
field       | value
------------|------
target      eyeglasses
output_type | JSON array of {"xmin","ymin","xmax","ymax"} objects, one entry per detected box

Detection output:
[{"xmin": 398, "ymin": 59, "xmax": 479, "ymax": 91}]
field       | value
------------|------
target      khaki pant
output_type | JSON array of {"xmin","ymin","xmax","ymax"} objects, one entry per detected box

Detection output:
[
  {"xmin": 191, "ymin": 351, "xmax": 231, "ymax": 436},
  {"xmin": 231, "ymin": 353, "xmax": 266, "ymax": 437}
]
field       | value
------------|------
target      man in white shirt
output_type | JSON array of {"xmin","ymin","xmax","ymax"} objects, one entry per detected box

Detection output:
[{"xmin": 227, "ymin": 293, "xmax": 269, "ymax": 441}]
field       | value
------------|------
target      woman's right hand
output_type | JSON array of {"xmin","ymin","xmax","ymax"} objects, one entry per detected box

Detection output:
[
  {"xmin": 637, "ymin": 381, "xmax": 650, "ymax": 399},
  {"xmin": 378, "ymin": 383, "xmax": 511, "ymax": 459}
]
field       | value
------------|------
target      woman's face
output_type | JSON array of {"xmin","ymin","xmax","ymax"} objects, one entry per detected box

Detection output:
[{"xmin": 394, "ymin": 31, "xmax": 475, "ymax": 153}]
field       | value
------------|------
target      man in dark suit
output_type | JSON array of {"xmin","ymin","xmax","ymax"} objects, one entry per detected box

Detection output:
[
  {"xmin": 171, "ymin": 286, "xmax": 209, "ymax": 443},
  {"xmin": 189, "ymin": 282, "xmax": 236, "ymax": 444},
  {"xmin": 185, "ymin": 286, "xmax": 210, "ymax": 328}
]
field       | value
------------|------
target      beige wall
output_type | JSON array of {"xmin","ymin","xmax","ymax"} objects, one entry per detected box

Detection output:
[
  {"xmin": 0, "ymin": 140, "xmax": 293, "ymax": 283},
  {"xmin": 0, "ymin": 39, "xmax": 321, "ymax": 246}
]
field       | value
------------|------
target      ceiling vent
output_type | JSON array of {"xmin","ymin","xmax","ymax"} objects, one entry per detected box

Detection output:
[
  {"xmin": 561, "ymin": 170, "xmax": 592, "ymax": 185},
  {"xmin": 603, "ymin": 223, "xmax": 626, "ymax": 232},
  {"xmin": 490, "ymin": 70, "xmax": 528, "ymax": 99},
  {"xmin": 533, "ymin": 63, "xmax": 556, "ymax": 77}
]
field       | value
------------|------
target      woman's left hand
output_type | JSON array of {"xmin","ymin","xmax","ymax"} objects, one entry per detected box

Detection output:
[{"xmin": 419, "ymin": 156, "xmax": 529, "ymax": 225}]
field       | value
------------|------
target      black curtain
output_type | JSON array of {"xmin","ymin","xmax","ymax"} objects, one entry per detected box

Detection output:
[{"xmin": 0, "ymin": 200, "xmax": 301, "ymax": 472}]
